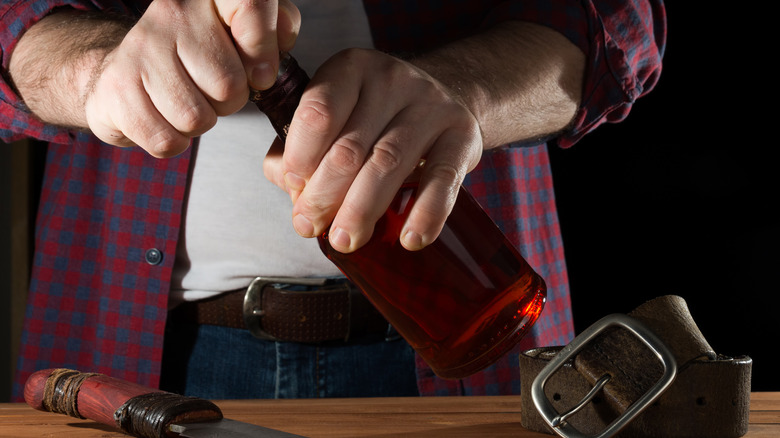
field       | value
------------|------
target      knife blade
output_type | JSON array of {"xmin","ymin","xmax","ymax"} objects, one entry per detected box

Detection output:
[
  {"xmin": 170, "ymin": 418, "xmax": 304, "ymax": 437},
  {"xmin": 24, "ymin": 368, "xmax": 305, "ymax": 438}
]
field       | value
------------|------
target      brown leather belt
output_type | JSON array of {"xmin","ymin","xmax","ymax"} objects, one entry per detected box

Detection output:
[
  {"xmin": 168, "ymin": 277, "xmax": 392, "ymax": 343},
  {"xmin": 519, "ymin": 295, "xmax": 752, "ymax": 438}
]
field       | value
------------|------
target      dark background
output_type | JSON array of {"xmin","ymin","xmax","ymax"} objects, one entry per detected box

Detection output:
[{"xmin": 552, "ymin": 4, "xmax": 777, "ymax": 391}]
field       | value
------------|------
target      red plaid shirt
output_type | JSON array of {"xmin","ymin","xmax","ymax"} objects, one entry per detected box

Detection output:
[{"xmin": 1, "ymin": 0, "xmax": 666, "ymax": 400}]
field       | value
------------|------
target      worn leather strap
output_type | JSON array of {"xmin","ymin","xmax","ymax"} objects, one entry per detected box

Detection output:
[
  {"xmin": 168, "ymin": 279, "xmax": 390, "ymax": 343},
  {"xmin": 519, "ymin": 295, "xmax": 752, "ymax": 438}
]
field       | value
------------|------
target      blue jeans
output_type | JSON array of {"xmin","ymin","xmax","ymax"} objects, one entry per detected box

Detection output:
[{"xmin": 159, "ymin": 321, "xmax": 419, "ymax": 399}]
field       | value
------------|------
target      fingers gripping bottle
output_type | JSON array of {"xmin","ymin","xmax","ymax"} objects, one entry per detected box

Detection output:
[{"xmin": 251, "ymin": 54, "xmax": 547, "ymax": 379}]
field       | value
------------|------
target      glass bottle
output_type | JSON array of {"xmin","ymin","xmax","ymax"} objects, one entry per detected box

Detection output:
[{"xmin": 251, "ymin": 54, "xmax": 547, "ymax": 379}]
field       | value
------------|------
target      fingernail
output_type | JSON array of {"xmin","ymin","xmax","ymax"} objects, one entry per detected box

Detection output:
[
  {"xmin": 252, "ymin": 62, "xmax": 276, "ymax": 89},
  {"xmin": 284, "ymin": 173, "xmax": 305, "ymax": 203},
  {"xmin": 284, "ymin": 172, "xmax": 306, "ymax": 191},
  {"xmin": 329, "ymin": 227, "xmax": 351, "ymax": 251},
  {"xmin": 292, "ymin": 214, "xmax": 314, "ymax": 237},
  {"xmin": 402, "ymin": 230, "xmax": 424, "ymax": 251}
]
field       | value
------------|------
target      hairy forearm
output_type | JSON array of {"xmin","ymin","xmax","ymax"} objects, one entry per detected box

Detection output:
[
  {"xmin": 411, "ymin": 21, "xmax": 585, "ymax": 149},
  {"xmin": 8, "ymin": 10, "xmax": 131, "ymax": 128}
]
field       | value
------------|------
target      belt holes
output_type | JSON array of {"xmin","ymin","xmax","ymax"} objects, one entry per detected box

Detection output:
[
  {"xmin": 298, "ymin": 313, "xmax": 307, "ymax": 322},
  {"xmin": 334, "ymin": 312, "xmax": 343, "ymax": 320}
]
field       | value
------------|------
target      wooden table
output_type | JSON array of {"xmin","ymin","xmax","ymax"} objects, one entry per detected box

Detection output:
[{"xmin": 1, "ymin": 393, "xmax": 778, "ymax": 437}]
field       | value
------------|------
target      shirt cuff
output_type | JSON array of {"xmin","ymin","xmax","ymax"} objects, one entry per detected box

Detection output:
[{"xmin": 483, "ymin": 0, "xmax": 667, "ymax": 148}]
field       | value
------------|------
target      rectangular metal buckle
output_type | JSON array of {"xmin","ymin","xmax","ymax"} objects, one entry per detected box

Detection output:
[
  {"xmin": 242, "ymin": 276, "xmax": 329, "ymax": 341},
  {"xmin": 531, "ymin": 313, "xmax": 677, "ymax": 438}
]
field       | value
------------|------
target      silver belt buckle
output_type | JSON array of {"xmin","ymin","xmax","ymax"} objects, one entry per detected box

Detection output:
[
  {"xmin": 531, "ymin": 313, "xmax": 677, "ymax": 438},
  {"xmin": 242, "ymin": 276, "xmax": 330, "ymax": 341}
]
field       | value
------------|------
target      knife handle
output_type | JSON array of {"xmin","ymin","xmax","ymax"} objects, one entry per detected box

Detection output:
[{"xmin": 25, "ymin": 368, "xmax": 223, "ymax": 438}]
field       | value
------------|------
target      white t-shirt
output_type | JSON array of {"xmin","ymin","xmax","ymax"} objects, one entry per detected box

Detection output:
[{"xmin": 170, "ymin": 1, "xmax": 374, "ymax": 304}]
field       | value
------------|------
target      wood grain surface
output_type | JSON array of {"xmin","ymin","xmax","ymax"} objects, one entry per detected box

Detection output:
[{"xmin": 1, "ymin": 393, "xmax": 778, "ymax": 437}]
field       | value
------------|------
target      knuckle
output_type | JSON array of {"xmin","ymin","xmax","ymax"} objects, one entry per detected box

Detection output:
[
  {"xmin": 238, "ymin": 0, "xmax": 269, "ymax": 14},
  {"xmin": 208, "ymin": 72, "xmax": 247, "ymax": 105},
  {"xmin": 96, "ymin": 127, "xmax": 134, "ymax": 148},
  {"xmin": 426, "ymin": 162, "xmax": 462, "ymax": 188},
  {"xmin": 298, "ymin": 194, "xmax": 331, "ymax": 220},
  {"xmin": 378, "ymin": 58, "xmax": 412, "ymax": 89},
  {"xmin": 325, "ymin": 137, "xmax": 367, "ymax": 175},
  {"xmin": 296, "ymin": 100, "xmax": 332, "ymax": 132},
  {"xmin": 367, "ymin": 140, "xmax": 404, "ymax": 177},
  {"xmin": 178, "ymin": 103, "xmax": 217, "ymax": 134},
  {"xmin": 148, "ymin": 130, "xmax": 188, "ymax": 158}
]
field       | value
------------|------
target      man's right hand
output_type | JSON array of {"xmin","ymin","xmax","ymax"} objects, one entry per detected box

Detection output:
[{"xmin": 9, "ymin": 0, "xmax": 300, "ymax": 157}]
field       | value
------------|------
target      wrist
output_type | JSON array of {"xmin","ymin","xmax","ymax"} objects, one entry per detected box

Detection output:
[
  {"xmin": 410, "ymin": 21, "xmax": 584, "ymax": 149},
  {"xmin": 8, "ymin": 10, "xmax": 130, "ymax": 128}
]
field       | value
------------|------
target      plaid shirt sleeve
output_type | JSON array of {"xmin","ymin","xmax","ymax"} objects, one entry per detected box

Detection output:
[
  {"xmin": 478, "ymin": 1, "xmax": 667, "ymax": 148},
  {"xmin": 364, "ymin": 0, "xmax": 667, "ymax": 149},
  {"xmin": 0, "ymin": 0, "xmax": 147, "ymax": 143},
  {"xmin": 552, "ymin": 0, "xmax": 667, "ymax": 147}
]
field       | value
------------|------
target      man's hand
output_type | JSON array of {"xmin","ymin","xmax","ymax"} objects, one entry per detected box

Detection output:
[
  {"xmin": 9, "ymin": 0, "xmax": 301, "ymax": 157},
  {"xmin": 263, "ymin": 49, "xmax": 483, "ymax": 254},
  {"xmin": 264, "ymin": 22, "xmax": 584, "ymax": 254}
]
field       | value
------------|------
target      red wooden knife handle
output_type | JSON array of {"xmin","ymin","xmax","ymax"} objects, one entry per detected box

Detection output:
[{"xmin": 25, "ymin": 368, "xmax": 223, "ymax": 437}]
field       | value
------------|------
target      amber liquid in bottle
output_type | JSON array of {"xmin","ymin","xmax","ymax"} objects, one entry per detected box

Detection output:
[{"xmin": 253, "ymin": 54, "xmax": 547, "ymax": 379}]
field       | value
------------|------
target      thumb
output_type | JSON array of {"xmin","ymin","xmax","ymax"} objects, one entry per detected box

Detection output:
[{"xmin": 214, "ymin": 0, "xmax": 300, "ymax": 90}]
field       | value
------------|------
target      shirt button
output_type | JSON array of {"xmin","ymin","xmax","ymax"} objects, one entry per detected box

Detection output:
[{"xmin": 145, "ymin": 248, "xmax": 163, "ymax": 265}]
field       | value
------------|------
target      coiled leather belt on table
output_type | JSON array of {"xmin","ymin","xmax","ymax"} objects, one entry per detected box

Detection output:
[
  {"xmin": 168, "ymin": 276, "xmax": 392, "ymax": 343},
  {"xmin": 519, "ymin": 295, "xmax": 752, "ymax": 438}
]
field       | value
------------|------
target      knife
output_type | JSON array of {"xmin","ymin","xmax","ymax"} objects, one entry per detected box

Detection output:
[{"xmin": 24, "ymin": 368, "xmax": 305, "ymax": 437}]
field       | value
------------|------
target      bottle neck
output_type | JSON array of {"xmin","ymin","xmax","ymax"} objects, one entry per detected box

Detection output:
[{"xmin": 250, "ymin": 54, "xmax": 311, "ymax": 141}]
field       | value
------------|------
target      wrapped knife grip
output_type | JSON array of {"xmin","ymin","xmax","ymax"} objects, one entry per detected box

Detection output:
[{"xmin": 25, "ymin": 368, "xmax": 223, "ymax": 438}]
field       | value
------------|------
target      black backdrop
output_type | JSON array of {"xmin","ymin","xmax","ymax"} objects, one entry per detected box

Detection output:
[{"xmin": 549, "ymin": 4, "xmax": 777, "ymax": 391}]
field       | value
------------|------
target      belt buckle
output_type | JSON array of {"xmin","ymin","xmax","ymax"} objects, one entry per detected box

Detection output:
[
  {"xmin": 242, "ymin": 276, "xmax": 330, "ymax": 341},
  {"xmin": 531, "ymin": 313, "xmax": 677, "ymax": 438}
]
